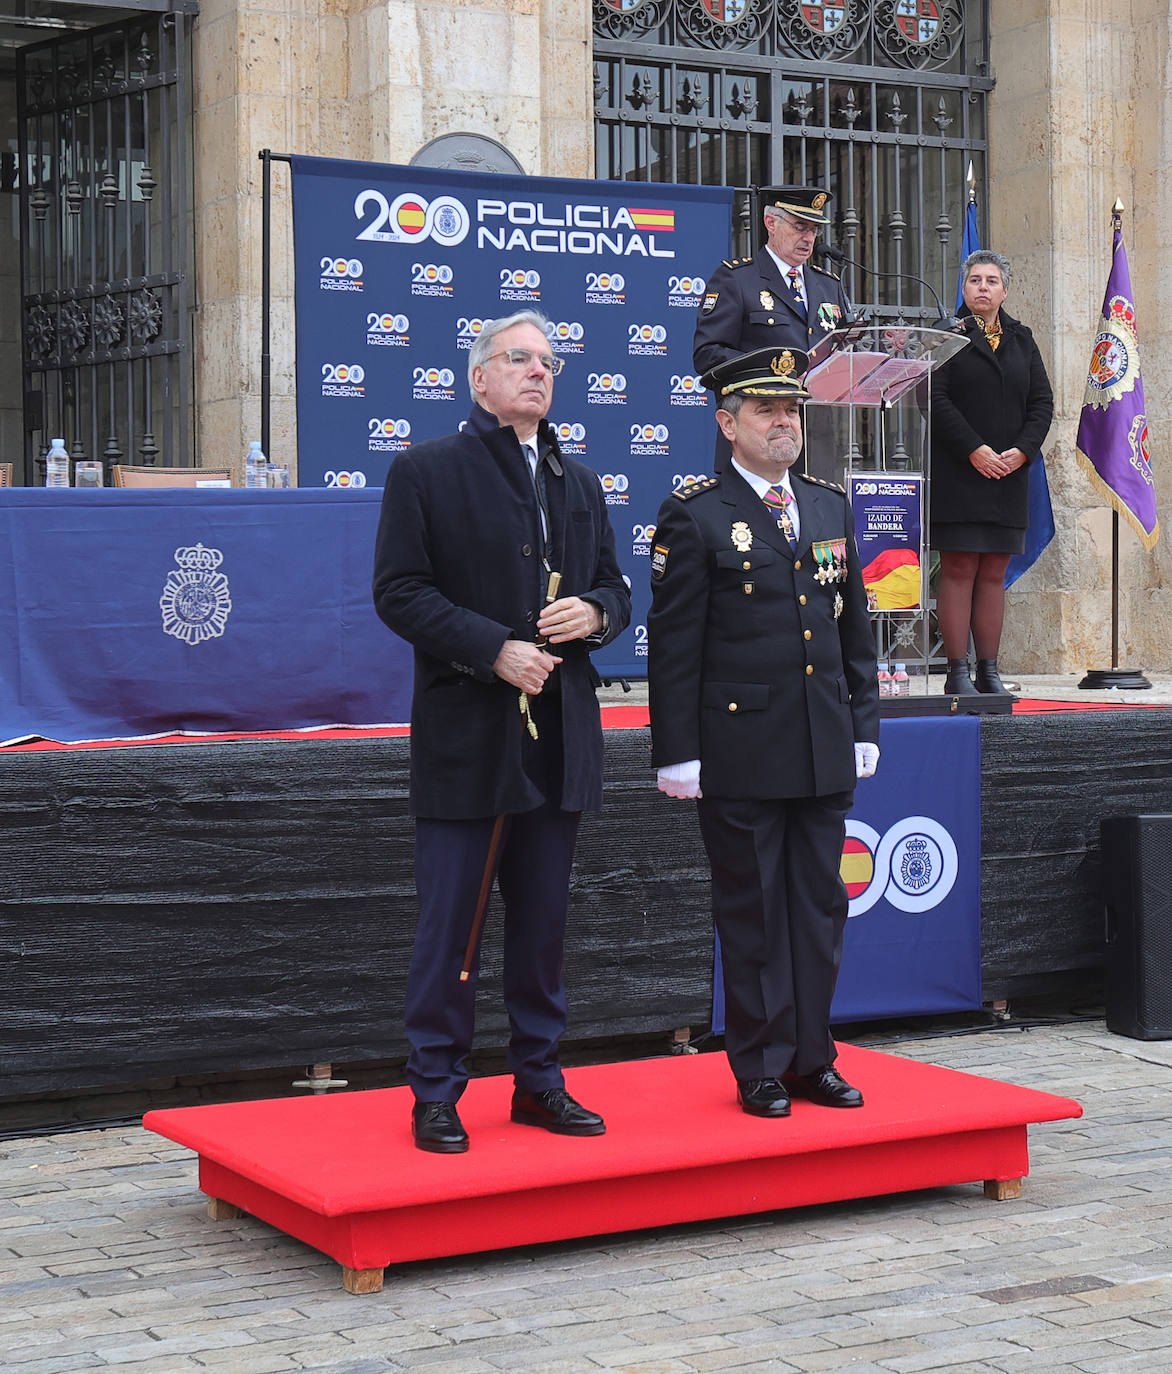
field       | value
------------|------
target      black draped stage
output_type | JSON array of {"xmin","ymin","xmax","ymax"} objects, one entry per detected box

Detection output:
[{"xmin": 3, "ymin": 709, "xmax": 1170, "ymax": 1099}]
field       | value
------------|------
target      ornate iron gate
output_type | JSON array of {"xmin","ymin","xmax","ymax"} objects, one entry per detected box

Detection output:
[
  {"xmin": 593, "ymin": 0, "xmax": 992, "ymax": 321},
  {"xmin": 17, "ymin": 10, "xmax": 192, "ymax": 483}
]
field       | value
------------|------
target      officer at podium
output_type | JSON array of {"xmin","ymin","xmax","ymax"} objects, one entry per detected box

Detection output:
[
  {"xmin": 694, "ymin": 186, "xmax": 851, "ymax": 479},
  {"xmin": 693, "ymin": 185, "xmax": 850, "ymax": 374}
]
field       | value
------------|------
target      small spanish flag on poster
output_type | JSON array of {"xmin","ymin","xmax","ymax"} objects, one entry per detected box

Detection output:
[{"xmin": 627, "ymin": 207, "xmax": 675, "ymax": 232}]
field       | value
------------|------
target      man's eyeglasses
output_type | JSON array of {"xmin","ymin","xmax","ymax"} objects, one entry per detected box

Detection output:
[
  {"xmin": 781, "ymin": 216, "xmax": 820, "ymax": 239},
  {"xmin": 486, "ymin": 348, "xmax": 564, "ymax": 377}
]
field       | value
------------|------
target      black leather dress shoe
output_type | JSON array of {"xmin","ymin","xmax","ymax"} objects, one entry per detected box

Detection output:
[
  {"xmin": 510, "ymin": 1087, "xmax": 606, "ymax": 1136},
  {"xmin": 412, "ymin": 1101, "xmax": 469, "ymax": 1153},
  {"xmin": 736, "ymin": 1078, "xmax": 792, "ymax": 1118},
  {"xmin": 793, "ymin": 1064, "xmax": 864, "ymax": 1108}
]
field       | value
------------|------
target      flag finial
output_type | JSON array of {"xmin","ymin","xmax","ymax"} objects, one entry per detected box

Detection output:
[{"xmin": 1112, "ymin": 198, "xmax": 1125, "ymax": 217}]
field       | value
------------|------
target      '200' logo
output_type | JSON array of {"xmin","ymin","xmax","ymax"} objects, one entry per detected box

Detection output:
[
  {"xmin": 843, "ymin": 816, "xmax": 959, "ymax": 917},
  {"xmin": 588, "ymin": 373, "xmax": 627, "ymax": 393},
  {"xmin": 413, "ymin": 367, "xmax": 455, "ymax": 387},
  {"xmin": 355, "ymin": 190, "xmax": 470, "ymax": 246},
  {"xmin": 322, "ymin": 363, "xmax": 365, "ymax": 384},
  {"xmin": 320, "ymin": 257, "xmax": 363, "ymax": 279}
]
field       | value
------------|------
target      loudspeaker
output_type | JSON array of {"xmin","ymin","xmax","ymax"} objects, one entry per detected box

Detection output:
[{"xmin": 1102, "ymin": 815, "xmax": 1172, "ymax": 1040}]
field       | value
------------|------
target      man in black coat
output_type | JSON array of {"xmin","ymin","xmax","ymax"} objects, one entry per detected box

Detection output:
[
  {"xmin": 693, "ymin": 186, "xmax": 851, "ymax": 479},
  {"xmin": 647, "ymin": 346, "xmax": 879, "ymax": 1120},
  {"xmin": 373, "ymin": 310, "xmax": 630, "ymax": 1153}
]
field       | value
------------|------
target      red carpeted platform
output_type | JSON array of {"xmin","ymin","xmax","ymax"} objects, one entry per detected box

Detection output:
[{"xmin": 144, "ymin": 1045, "xmax": 1081, "ymax": 1294}]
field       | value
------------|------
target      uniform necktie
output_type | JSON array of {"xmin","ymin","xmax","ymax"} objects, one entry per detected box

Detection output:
[
  {"xmin": 786, "ymin": 267, "xmax": 805, "ymax": 312},
  {"xmin": 762, "ymin": 483, "xmax": 798, "ymax": 548}
]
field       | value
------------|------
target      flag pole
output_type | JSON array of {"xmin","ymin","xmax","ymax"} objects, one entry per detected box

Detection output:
[
  {"xmin": 1078, "ymin": 198, "xmax": 1151, "ymax": 690},
  {"xmin": 1111, "ymin": 512, "xmax": 1119, "ymax": 669}
]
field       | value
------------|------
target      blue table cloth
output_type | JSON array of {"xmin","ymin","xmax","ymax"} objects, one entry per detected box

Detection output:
[{"xmin": 0, "ymin": 487, "xmax": 412, "ymax": 742}]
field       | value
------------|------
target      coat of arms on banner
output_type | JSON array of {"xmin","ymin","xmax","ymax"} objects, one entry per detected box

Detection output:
[
  {"xmin": 160, "ymin": 543, "xmax": 232, "ymax": 644},
  {"xmin": 1084, "ymin": 295, "xmax": 1141, "ymax": 410}
]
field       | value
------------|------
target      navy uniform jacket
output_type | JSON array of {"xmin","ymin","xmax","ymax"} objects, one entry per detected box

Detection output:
[
  {"xmin": 372, "ymin": 405, "xmax": 631, "ymax": 820},
  {"xmin": 647, "ymin": 466, "xmax": 879, "ymax": 800},
  {"xmin": 693, "ymin": 247, "xmax": 850, "ymax": 373}
]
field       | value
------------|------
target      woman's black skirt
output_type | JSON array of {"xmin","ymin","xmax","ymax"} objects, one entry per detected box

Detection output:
[{"xmin": 931, "ymin": 520, "xmax": 1026, "ymax": 555}]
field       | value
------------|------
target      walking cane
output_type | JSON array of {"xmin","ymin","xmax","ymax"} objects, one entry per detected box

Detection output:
[{"xmin": 459, "ymin": 571, "xmax": 562, "ymax": 982}]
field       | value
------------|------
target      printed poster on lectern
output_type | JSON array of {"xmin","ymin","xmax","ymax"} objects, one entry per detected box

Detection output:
[
  {"xmin": 848, "ymin": 472, "xmax": 924, "ymax": 612},
  {"xmin": 288, "ymin": 156, "xmax": 733, "ymax": 678}
]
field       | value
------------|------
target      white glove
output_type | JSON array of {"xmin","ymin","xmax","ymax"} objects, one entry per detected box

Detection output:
[
  {"xmin": 657, "ymin": 759, "xmax": 702, "ymax": 799},
  {"xmin": 855, "ymin": 742, "xmax": 880, "ymax": 779}
]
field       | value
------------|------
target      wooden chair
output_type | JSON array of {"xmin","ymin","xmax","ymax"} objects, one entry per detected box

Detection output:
[
  {"xmin": 0, "ymin": 463, "xmax": 12, "ymax": 486},
  {"xmin": 111, "ymin": 465, "xmax": 233, "ymax": 488}
]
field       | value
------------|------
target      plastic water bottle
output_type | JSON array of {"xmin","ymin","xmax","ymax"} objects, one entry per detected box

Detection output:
[
  {"xmin": 876, "ymin": 661, "xmax": 891, "ymax": 697},
  {"xmin": 244, "ymin": 440, "xmax": 268, "ymax": 489},
  {"xmin": 893, "ymin": 662, "xmax": 910, "ymax": 697},
  {"xmin": 45, "ymin": 438, "xmax": 70, "ymax": 488}
]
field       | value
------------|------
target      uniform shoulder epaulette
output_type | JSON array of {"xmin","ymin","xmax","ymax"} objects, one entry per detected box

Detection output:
[
  {"xmin": 720, "ymin": 256, "xmax": 754, "ymax": 270},
  {"xmin": 795, "ymin": 471, "xmax": 845, "ymax": 493},
  {"xmin": 672, "ymin": 476, "xmax": 719, "ymax": 501},
  {"xmin": 808, "ymin": 258, "xmax": 841, "ymax": 281}
]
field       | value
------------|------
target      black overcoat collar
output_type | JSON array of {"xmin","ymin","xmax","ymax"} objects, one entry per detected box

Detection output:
[
  {"xmin": 464, "ymin": 403, "xmax": 564, "ymax": 476},
  {"xmin": 957, "ymin": 305, "xmax": 1026, "ymax": 369}
]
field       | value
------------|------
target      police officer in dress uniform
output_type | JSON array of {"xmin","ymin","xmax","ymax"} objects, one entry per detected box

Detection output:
[
  {"xmin": 647, "ymin": 346, "xmax": 880, "ymax": 1119},
  {"xmin": 693, "ymin": 186, "xmax": 851, "ymax": 481}
]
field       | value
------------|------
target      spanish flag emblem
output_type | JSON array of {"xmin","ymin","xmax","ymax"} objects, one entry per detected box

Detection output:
[{"xmin": 628, "ymin": 207, "xmax": 675, "ymax": 232}]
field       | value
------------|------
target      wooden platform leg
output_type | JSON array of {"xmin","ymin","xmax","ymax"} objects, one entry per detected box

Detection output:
[
  {"xmin": 206, "ymin": 1196, "xmax": 245, "ymax": 1220},
  {"xmin": 984, "ymin": 1178, "xmax": 1022, "ymax": 1201},
  {"xmin": 342, "ymin": 1266, "xmax": 385, "ymax": 1295}
]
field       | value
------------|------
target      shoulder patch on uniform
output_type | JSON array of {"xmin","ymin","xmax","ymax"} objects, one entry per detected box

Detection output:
[
  {"xmin": 809, "ymin": 259, "xmax": 841, "ymax": 281},
  {"xmin": 672, "ymin": 476, "xmax": 720, "ymax": 501},
  {"xmin": 795, "ymin": 472, "xmax": 845, "ymax": 494}
]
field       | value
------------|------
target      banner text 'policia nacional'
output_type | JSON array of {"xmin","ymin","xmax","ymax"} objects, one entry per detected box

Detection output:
[{"xmin": 289, "ymin": 156, "xmax": 733, "ymax": 678}]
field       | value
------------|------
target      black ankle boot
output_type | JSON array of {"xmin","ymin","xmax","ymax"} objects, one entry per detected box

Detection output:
[
  {"xmin": 943, "ymin": 658, "xmax": 977, "ymax": 694},
  {"xmin": 974, "ymin": 658, "xmax": 1009, "ymax": 694}
]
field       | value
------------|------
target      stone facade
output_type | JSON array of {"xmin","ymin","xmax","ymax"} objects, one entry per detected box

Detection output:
[
  {"xmin": 993, "ymin": 0, "xmax": 1171, "ymax": 673},
  {"xmin": 190, "ymin": 0, "xmax": 593, "ymax": 480},
  {"xmin": 189, "ymin": 0, "xmax": 1170, "ymax": 670}
]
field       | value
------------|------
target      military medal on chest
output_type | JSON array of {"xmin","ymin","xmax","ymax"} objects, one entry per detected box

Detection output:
[
  {"xmin": 812, "ymin": 537, "xmax": 848, "ymax": 585},
  {"xmin": 834, "ymin": 591, "xmax": 844, "ymax": 620},
  {"xmin": 759, "ymin": 289, "xmax": 775, "ymax": 310},
  {"xmin": 731, "ymin": 521, "xmax": 753, "ymax": 552}
]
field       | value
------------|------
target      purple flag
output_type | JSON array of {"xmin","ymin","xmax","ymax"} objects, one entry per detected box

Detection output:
[{"xmin": 1076, "ymin": 220, "xmax": 1158, "ymax": 549}]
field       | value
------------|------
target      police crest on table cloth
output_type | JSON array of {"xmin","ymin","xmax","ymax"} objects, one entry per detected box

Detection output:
[{"xmin": 160, "ymin": 543, "xmax": 233, "ymax": 645}]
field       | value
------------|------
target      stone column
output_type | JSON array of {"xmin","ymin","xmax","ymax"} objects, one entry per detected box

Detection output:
[
  {"xmin": 191, "ymin": 0, "xmax": 594, "ymax": 475},
  {"xmin": 991, "ymin": 0, "xmax": 1172, "ymax": 671}
]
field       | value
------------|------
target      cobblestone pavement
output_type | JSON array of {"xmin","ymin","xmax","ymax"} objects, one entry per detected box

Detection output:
[{"xmin": 3, "ymin": 1020, "xmax": 1172, "ymax": 1374}]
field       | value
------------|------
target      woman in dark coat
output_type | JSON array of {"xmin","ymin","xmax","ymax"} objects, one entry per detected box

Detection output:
[{"xmin": 931, "ymin": 250, "xmax": 1054, "ymax": 694}]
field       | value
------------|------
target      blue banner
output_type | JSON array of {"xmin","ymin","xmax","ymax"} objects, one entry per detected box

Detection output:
[
  {"xmin": 713, "ymin": 715, "xmax": 982, "ymax": 1028},
  {"xmin": 0, "ymin": 488, "xmax": 412, "ymax": 743},
  {"xmin": 288, "ymin": 156, "xmax": 733, "ymax": 678}
]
